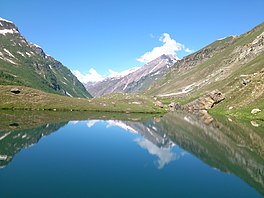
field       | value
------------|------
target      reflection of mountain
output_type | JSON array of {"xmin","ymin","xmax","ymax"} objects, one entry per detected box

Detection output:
[
  {"xmin": 106, "ymin": 120, "xmax": 178, "ymax": 169},
  {"xmin": 0, "ymin": 110, "xmax": 157, "ymax": 169},
  {"xmin": 0, "ymin": 122, "xmax": 67, "ymax": 168},
  {"xmin": 1, "ymin": 110, "xmax": 263, "ymax": 195},
  {"xmin": 150, "ymin": 112, "xmax": 264, "ymax": 196}
]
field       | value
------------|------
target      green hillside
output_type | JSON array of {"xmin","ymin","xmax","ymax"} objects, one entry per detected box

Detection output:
[
  {"xmin": 146, "ymin": 22, "xmax": 264, "ymax": 117},
  {"xmin": 0, "ymin": 18, "xmax": 91, "ymax": 98}
]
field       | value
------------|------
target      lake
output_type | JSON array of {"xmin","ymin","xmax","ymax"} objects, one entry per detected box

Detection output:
[{"xmin": 0, "ymin": 111, "xmax": 263, "ymax": 198}]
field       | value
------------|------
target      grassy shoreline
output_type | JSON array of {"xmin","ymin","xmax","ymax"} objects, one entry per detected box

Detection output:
[{"xmin": 0, "ymin": 85, "xmax": 167, "ymax": 114}]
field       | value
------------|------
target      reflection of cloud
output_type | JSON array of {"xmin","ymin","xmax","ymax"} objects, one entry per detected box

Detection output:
[
  {"xmin": 87, "ymin": 120, "xmax": 100, "ymax": 128},
  {"xmin": 135, "ymin": 138, "xmax": 179, "ymax": 169},
  {"xmin": 106, "ymin": 120, "xmax": 138, "ymax": 134}
]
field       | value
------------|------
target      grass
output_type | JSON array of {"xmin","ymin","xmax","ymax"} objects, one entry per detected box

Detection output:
[
  {"xmin": 144, "ymin": 22, "xmax": 264, "ymax": 119},
  {"xmin": 0, "ymin": 32, "xmax": 91, "ymax": 98},
  {"xmin": 0, "ymin": 85, "xmax": 167, "ymax": 114}
]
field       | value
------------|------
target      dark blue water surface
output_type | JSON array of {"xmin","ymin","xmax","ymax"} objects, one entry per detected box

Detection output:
[{"xmin": 0, "ymin": 113, "xmax": 263, "ymax": 198}]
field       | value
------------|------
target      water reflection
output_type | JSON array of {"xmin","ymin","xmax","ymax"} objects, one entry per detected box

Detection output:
[
  {"xmin": 86, "ymin": 119, "xmax": 179, "ymax": 169},
  {"xmin": 134, "ymin": 138, "xmax": 178, "ymax": 169},
  {"xmin": 0, "ymin": 122, "xmax": 67, "ymax": 168},
  {"xmin": 0, "ymin": 110, "xmax": 263, "ymax": 196},
  {"xmin": 156, "ymin": 112, "xmax": 264, "ymax": 196}
]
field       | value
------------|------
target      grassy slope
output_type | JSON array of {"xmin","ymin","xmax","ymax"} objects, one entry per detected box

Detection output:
[
  {"xmin": 0, "ymin": 85, "xmax": 166, "ymax": 114},
  {"xmin": 146, "ymin": 23, "xmax": 264, "ymax": 119},
  {"xmin": 0, "ymin": 28, "xmax": 91, "ymax": 98}
]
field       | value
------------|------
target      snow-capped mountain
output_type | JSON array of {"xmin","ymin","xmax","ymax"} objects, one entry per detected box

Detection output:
[
  {"xmin": 86, "ymin": 54, "xmax": 177, "ymax": 97},
  {"xmin": 0, "ymin": 17, "xmax": 91, "ymax": 98}
]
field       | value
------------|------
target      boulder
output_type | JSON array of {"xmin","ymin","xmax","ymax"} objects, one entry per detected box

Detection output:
[
  {"xmin": 155, "ymin": 101, "xmax": 164, "ymax": 108},
  {"xmin": 10, "ymin": 88, "xmax": 21, "ymax": 94},
  {"xmin": 251, "ymin": 120, "xmax": 260, "ymax": 127},
  {"xmin": 169, "ymin": 102, "xmax": 181, "ymax": 111},
  {"xmin": 251, "ymin": 108, "xmax": 261, "ymax": 114},
  {"xmin": 184, "ymin": 90, "xmax": 225, "ymax": 112}
]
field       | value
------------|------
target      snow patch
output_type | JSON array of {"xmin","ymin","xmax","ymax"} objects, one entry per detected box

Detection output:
[
  {"xmin": 106, "ymin": 120, "xmax": 138, "ymax": 134},
  {"xmin": 32, "ymin": 43, "xmax": 42, "ymax": 48},
  {"xmin": 66, "ymin": 92, "xmax": 73, "ymax": 97},
  {"xmin": 123, "ymin": 83, "xmax": 128, "ymax": 90},
  {"xmin": 0, "ymin": 17, "xmax": 13, "ymax": 23},
  {"xmin": 0, "ymin": 29, "xmax": 17, "ymax": 35},
  {"xmin": 217, "ymin": 37, "xmax": 227, "ymax": 41},
  {"xmin": 158, "ymin": 83, "xmax": 196, "ymax": 97},
  {"xmin": 149, "ymin": 60, "xmax": 164, "ymax": 73},
  {"xmin": 6, "ymin": 58, "xmax": 17, "ymax": 65},
  {"xmin": 17, "ymin": 51, "xmax": 25, "ymax": 57},
  {"xmin": 0, "ymin": 132, "xmax": 11, "ymax": 140},
  {"xmin": 151, "ymin": 71, "xmax": 160, "ymax": 76},
  {"xmin": 25, "ymin": 52, "xmax": 31, "ymax": 57},
  {"xmin": 4, "ymin": 48, "xmax": 15, "ymax": 58},
  {"xmin": 108, "ymin": 67, "xmax": 140, "ymax": 78},
  {"xmin": 86, "ymin": 120, "xmax": 100, "ymax": 128},
  {"xmin": 0, "ymin": 155, "xmax": 8, "ymax": 161}
]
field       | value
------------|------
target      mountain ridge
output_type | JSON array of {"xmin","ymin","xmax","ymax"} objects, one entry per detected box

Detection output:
[
  {"xmin": 86, "ymin": 54, "xmax": 177, "ymax": 97},
  {"xmin": 145, "ymin": 22, "xmax": 264, "ymax": 117},
  {"xmin": 0, "ymin": 17, "xmax": 91, "ymax": 98}
]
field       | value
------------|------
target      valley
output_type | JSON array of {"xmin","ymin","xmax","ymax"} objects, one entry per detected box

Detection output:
[{"xmin": 0, "ymin": 17, "xmax": 263, "ymax": 119}]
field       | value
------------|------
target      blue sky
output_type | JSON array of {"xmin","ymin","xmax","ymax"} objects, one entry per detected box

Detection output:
[{"xmin": 1, "ymin": 0, "xmax": 264, "ymax": 82}]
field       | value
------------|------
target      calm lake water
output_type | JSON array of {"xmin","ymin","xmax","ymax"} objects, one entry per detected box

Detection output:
[{"xmin": 0, "ymin": 111, "xmax": 263, "ymax": 198}]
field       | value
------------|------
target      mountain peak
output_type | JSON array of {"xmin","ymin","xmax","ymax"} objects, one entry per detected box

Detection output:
[
  {"xmin": 0, "ymin": 17, "xmax": 19, "ymax": 36},
  {"xmin": 0, "ymin": 17, "xmax": 13, "ymax": 24},
  {"xmin": 86, "ymin": 54, "xmax": 178, "ymax": 97}
]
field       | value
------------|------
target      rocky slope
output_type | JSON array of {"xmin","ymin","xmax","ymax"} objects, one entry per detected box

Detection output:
[
  {"xmin": 0, "ymin": 17, "xmax": 91, "ymax": 98},
  {"xmin": 147, "ymin": 22, "xmax": 264, "ymax": 115},
  {"xmin": 86, "ymin": 54, "xmax": 177, "ymax": 97}
]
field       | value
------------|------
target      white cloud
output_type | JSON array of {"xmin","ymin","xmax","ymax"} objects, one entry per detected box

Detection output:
[
  {"xmin": 73, "ymin": 67, "xmax": 141, "ymax": 83},
  {"xmin": 185, "ymin": 48, "xmax": 194, "ymax": 53},
  {"xmin": 137, "ymin": 33, "xmax": 184, "ymax": 63},
  {"xmin": 73, "ymin": 33, "xmax": 194, "ymax": 84},
  {"xmin": 72, "ymin": 68, "xmax": 104, "ymax": 83}
]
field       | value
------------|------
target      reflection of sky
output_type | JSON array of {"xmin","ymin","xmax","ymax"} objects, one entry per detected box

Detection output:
[
  {"xmin": 135, "ymin": 138, "xmax": 178, "ymax": 169},
  {"xmin": 84, "ymin": 120, "xmax": 183, "ymax": 169}
]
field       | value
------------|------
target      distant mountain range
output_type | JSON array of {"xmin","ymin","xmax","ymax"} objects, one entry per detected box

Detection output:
[
  {"xmin": 0, "ymin": 17, "xmax": 263, "ymax": 115},
  {"xmin": 86, "ymin": 22, "xmax": 264, "ymax": 113},
  {"xmin": 0, "ymin": 17, "xmax": 91, "ymax": 98},
  {"xmin": 86, "ymin": 54, "xmax": 177, "ymax": 97}
]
